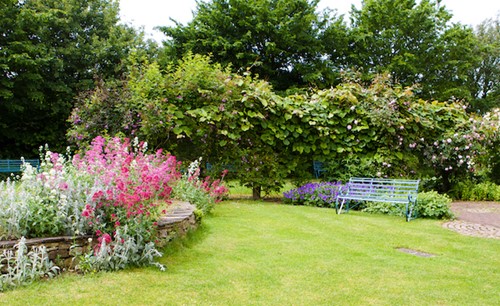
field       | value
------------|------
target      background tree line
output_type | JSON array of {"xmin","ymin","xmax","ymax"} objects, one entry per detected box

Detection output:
[
  {"xmin": 1, "ymin": 0, "xmax": 499, "ymax": 197},
  {"xmin": 162, "ymin": 0, "xmax": 499, "ymax": 110},
  {"xmin": 0, "ymin": 0, "xmax": 155, "ymax": 157}
]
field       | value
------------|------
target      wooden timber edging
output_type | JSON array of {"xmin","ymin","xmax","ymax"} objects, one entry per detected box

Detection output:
[{"xmin": 0, "ymin": 201, "xmax": 198, "ymax": 270}]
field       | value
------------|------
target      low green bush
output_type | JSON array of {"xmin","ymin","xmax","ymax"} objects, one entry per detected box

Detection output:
[
  {"xmin": 451, "ymin": 181, "xmax": 500, "ymax": 201},
  {"xmin": 361, "ymin": 202, "xmax": 406, "ymax": 216},
  {"xmin": 362, "ymin": 191, "xmax": 454, "ymax": 220},
  {"xmin": 415, "ymin": 191, "xmax": 454, "ymax": 219}
]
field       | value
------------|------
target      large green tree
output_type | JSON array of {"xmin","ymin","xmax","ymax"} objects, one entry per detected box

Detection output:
[
  {"xmin": 0, "ymin": 0, "xmax": 146, "ymax": 158},
  {"xmin": 161, "ymin": 0, "xmax": 345, "ymax": 91},
  {"xmin": 468, "ymin": 16, "xmax": 500, "ymax": 112},
  {"xmin": 69, "ymin": 53, "xmax": 297, "ymax": 199},
  {"xmin": 345, "ymin": 0, "xmax": 479, "ymax": 102}
]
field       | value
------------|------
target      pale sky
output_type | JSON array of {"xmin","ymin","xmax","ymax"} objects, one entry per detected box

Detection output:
[{"xmin": 119, "ymin": 0, "xmax": 500, "ymax": 42}]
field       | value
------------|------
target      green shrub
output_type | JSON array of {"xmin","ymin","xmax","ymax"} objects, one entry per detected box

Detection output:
[
  {"xmin": 451, "ymin": 181, "xmax": 500, "ymax": 201},
  {"xmin": 362, "ymin": 202, "xmax": 406, "ymax": 217},
  {"xmin": 362, "ymin": 191, "xmax": 454, "ymax": 220},
  {"xmin": 416, "ymin": 191, "xmax": 454, "ymax": 219}
]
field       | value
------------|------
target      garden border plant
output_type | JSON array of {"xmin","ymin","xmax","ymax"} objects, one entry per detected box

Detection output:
[{"xmin": 0, "ymin": 136, "xmax": 229, "ymax": 291}]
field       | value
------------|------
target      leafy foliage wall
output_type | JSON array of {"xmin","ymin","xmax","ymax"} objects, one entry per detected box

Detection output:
[{"xmin": 68, "ymin": 54, "xmax": 499, "ymax": 197}]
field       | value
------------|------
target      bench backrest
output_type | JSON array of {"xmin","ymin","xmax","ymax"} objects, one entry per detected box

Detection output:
[
  {"xmin": 313, "ymin": 161, "xmax": 327, "ymax": 178},
  {"xmin": 0, "ymin": 159, "xmax": 40, "ymax": 173},
  {"xmin": 345, "ymin": 177, "xmax": 420, "ymax": 203}
]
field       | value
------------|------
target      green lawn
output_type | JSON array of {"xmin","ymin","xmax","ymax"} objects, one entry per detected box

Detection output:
[
  {"xmin": 1, "ymin": 201, "xmax": 499, "ymax": 305},
  {"xmin": 226, "ymin": 179, "xmax": 296, "ymax": 198}
]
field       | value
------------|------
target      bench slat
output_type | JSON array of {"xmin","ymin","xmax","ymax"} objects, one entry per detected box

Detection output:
[
  {"xmin": 335, "ymin": 177, "xmax": 420, "ymax": 222},
  {"xmin": 0, "ymin": 159, "xmax": 40, "ymax": 173}
]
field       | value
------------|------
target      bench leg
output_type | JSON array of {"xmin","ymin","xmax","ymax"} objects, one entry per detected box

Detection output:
[
  {"xmin": 405, "ymin": 201, "xmax": 416, "ymax": 222},
  {"xmin": 338, "ymin": 199, "xmax": 346, "ymax": 215}
]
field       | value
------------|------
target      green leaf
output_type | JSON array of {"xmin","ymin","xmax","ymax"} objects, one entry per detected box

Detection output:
[{"xmin": 241, "ymin": 124, "xmax": 251, "ymax": 131}]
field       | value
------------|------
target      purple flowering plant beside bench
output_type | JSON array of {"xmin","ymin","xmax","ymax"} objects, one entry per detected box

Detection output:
[{"xmin": 283, "ymin": 182, "xmax": 345, "ymax": 208}]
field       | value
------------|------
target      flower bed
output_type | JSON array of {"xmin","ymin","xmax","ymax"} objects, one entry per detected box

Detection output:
[
  {"xmin": 0, "ymin": 201, "xmax": 198, "ymax": 269},
  {"xmin": 0, "ymin": 136, "xmax": 228, "ymax": 291}
]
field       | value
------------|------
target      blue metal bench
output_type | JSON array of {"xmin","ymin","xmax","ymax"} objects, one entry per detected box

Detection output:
[
  {"xmin": 335, "ymin": 177, "xmax": 420, "ymax": 222},
  {"xmin": 313, "ymin": 161, "xmax": 327, "ymax": 179},
  {"xmin": 0, "ymin": 159, "xmax": 40, "ymax": 173}
]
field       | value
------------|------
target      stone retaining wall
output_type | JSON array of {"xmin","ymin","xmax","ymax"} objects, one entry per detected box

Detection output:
[{"xmin": 0, "ymin": 201, "xmax": 198, "ymax": 269}]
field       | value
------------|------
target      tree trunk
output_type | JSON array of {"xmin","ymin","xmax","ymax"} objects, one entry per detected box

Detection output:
[{"xmin": 252, "ymin": 186, "xmax": 261, "ymax": 200}]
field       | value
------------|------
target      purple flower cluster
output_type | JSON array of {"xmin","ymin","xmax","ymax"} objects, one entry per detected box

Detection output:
[{"xmin": 283, "ymin": 182, "xmax": 344, "ymax": 208}]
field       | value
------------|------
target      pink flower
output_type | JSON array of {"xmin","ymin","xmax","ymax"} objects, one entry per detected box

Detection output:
[{"xmin": 98, "ymin": 233, "xmax": 111, "ymax": 244}]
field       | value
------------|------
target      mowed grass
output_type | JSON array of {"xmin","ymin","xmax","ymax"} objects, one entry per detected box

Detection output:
[
  {"xmin": 226, "ymin": 179, "xmax": 296, "ymax": 198},
  {"xmin": 1, "ymin": 201, "xmax": 499, "ymax": 305}
]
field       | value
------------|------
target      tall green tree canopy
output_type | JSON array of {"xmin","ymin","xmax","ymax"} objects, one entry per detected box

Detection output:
[
  {"xmin": 161, "ymin": 0, "xmax": 346, "ymax": 91},
  {"xmin": 468, "ymin": 16, "xmax": 500, "ymax": 112},
  {"xmin": 346, "ymin": 0, "xmax": 479, "ymax": 102},
  {"xmin": 0, "ymin": 0, "xmax": 146, "ymax": 157}
]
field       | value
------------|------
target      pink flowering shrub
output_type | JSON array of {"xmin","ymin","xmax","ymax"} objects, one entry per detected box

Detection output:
[
  {"xmin": 422, "ymin": 107, "xmax": 500, "ymax": 188},
  {"xmin": 73, "ymin": 136, "xmax": 181, "ymax": 255},
  {"xmin": 0, "ymin": 136, "xmax": 182, "ymax": 271},
  {"xmin": 172, "ymin": 158, "xmax": 229, "ymax": 214}
]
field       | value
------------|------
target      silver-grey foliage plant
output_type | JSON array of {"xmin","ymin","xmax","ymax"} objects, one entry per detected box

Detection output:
[{"xmin": 0, "ymin": 237, "xmax": 60, "ymax": 291}]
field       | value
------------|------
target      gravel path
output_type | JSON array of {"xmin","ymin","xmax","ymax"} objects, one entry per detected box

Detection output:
[{"xmin": 442, "ymin": 201, "xmax": 500, "ymax": 239}]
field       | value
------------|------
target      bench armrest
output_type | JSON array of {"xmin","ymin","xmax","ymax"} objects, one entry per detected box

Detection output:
[{"xmin": 337, "ymin": 183, "xmax": 350, "ymax": 197}]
